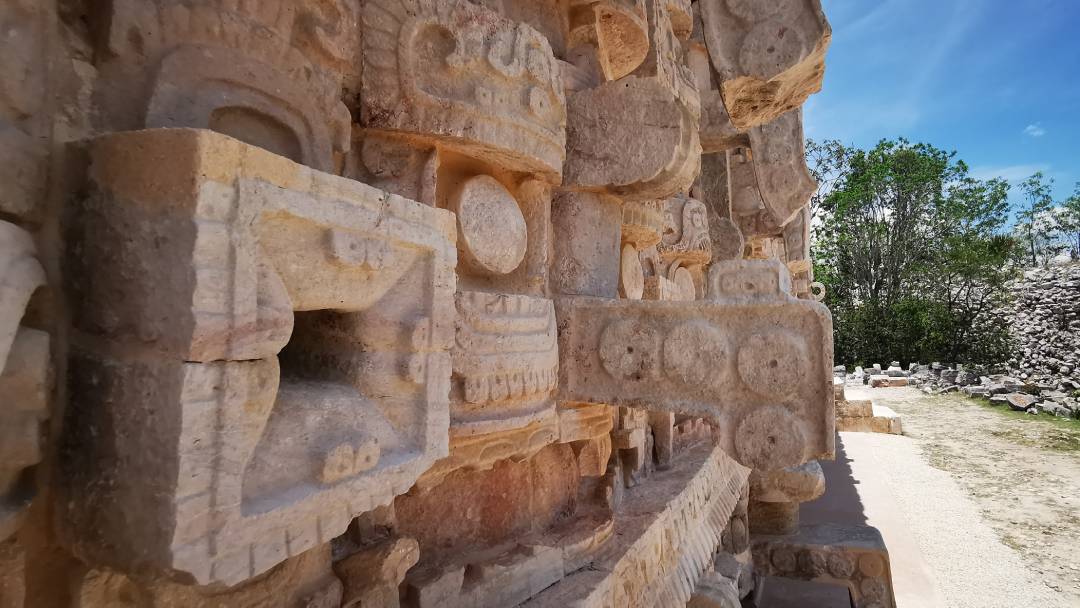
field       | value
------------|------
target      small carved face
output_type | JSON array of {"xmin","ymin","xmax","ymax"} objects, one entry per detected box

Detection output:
[{"xmin": 689, "ymin": 205, "xmax": 706, "ymax": 229}]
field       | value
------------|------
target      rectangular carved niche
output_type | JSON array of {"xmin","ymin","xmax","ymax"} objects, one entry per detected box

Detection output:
[
  {"xmin": 555, "ymin": 260, "xmax": 833, "ymax": 473},
  {"xmin": 62, "ymin": 129, "xmax": 457, "ymax": 586}
]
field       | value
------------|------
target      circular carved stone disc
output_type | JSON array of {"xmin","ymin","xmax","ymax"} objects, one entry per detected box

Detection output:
[
  {"xmin": 737, "ymin": 331, "xmax": 805, "ymax": 400},
  {"xmin": 452, "ymin": 175, "xmax": 528, "ymax": 274},
  {"xmin": 739, "ymin": 18, "xmax": 807, "ymax": 80},
  {"xmin": 619, "ymin": 244, "xmax": 645, "ymax": 300},
  {"xmin": 734, "ymin": 405, "xmax": 806, "ymax": 470},
  {"xmin": 663, "ymin": 321, "xmax": 729, "ymax": 389}
]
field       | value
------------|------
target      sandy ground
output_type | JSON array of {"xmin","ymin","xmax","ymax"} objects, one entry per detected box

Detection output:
[{"xmin": 848, "ymin": 385, "xmax": 1080, "ymax": 608}]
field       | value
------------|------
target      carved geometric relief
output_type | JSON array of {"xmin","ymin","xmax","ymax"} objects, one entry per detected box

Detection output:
[
  {"xmin": 568, "ymin": 0, "xmax": 650, "ymax": 81},
  {"xmin": 699, "ymin": 0, "xmax": 831, "ymax": 130},
  {"xmin": 556, "ymin": 261, "xmax": 833, "ymax": 471},
  {"xmin": 523, "ymin": 444, "xmax": 750, "ymax": 607},
  {"xmin": 0, "ymin": 221, "xmax": 49, "ymax": 542},
  {"xmin": 361, "ymin": 0, "xmax": 567, "ymax": 179},
  {"xmin": 563, "ymin": 0, "xmax": 702, "ymax": 201},
  {"xmin": 451, "ymin": 291, "xmax": 558, "ymax": 436},
  {"xmin": 451, "ymin": 177, "xmax": 529, "ymax": 276},
  {"xmin": 658, "ymin": 195, "xmax": 712, "ymax": 267},
  {"xmin": 752, "ymin": 523, "xmax": 896, "ymax": 608},
  {"xmin": 62, "ymin": 129, "xmax": 456, "ymax": 586},
  {"xmin": 622, "ymin": 200, "xmax": 665, "ymax": 251},
  {"xmin": 415, "ymin": 290, "xmax": 560, "ymax": 484},
  {"xmin": 99, "ymin": 0, "xmax": 355, "ymax": 172},
  {"xmin": 746, "ymin": 108, "xmax": 818, "ymax": 227}
]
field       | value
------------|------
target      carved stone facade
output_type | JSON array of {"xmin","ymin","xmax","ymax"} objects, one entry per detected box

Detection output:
[{"xmin": 0, "ymin": 0, "xmax": 892, "ymax": 606}]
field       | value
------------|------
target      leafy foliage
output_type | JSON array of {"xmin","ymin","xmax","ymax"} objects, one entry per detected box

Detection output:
[
  {"xmin": 1013, "ymin": 172, "xmax": 1065, "ymax": 266},
  {"xmin": 807, "ymin": 139, "xmax": 1015, "ymax": 366}
]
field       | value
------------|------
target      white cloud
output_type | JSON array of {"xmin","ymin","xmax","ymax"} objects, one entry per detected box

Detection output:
[
  {"xmin": 968, "ymin": 163, "xmax": 1050, "ymax": 185},
  {"xmin": 1023, "ymin": 123, "xmax": 1046, "ymax": 137}
]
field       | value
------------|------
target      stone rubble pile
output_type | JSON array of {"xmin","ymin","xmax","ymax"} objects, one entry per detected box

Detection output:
[
  {"xmin": 839, "ymin": 362, "xmax": 1080, "ymax": 419},
  {"xmin": 996, "ymin": 263, "xmax": 1080, "ymax": 387}
]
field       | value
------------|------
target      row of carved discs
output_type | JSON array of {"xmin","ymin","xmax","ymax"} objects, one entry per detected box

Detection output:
[
  {"xmin": 598, "ymin": 319, "xmax": 806, "ymax": 400},
  {"xmin": 451, "ymin": 175, "xmax": 528, "ymax": 275}
]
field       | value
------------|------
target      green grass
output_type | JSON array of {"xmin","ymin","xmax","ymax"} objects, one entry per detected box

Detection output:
[{"xmin": 957, "ymin": 395, "xmax": 1080, "ymax": 453}]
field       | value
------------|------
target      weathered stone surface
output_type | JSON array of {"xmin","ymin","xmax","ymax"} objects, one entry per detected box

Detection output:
[
  {"xmin": 334, "ymin": 538, "xmax": 419, "ymax": 608},
  {"xmin": 523, "ymin": 444, "xmax": 749, "ymax": 607},
  {"xmin": 753, "ymin": 523, "xmax": 896, "ymax": 608},
  {"xmin": 699, "ymin": 0, "xmax": 831, "ymax": 130},
  {"xmin": 563, "ymin": 0, "xmax": 702, "ymax": 200},
  {"xmin": 95, "ymin": 0, "xmax": 357, "ymax": 173},
  {"xmin": 72, "ymin": 544, "xmax": 342, "ymax": 608},
  {"xmin": 361, "ymin": 0, "xmax": 567, "ymax": 179},
  {"xmin": 568, "ymin": 0, "xmax": 651, "ymax": 81},
  {"xmin": 0, "ymin": 0, "xmax": 853, "ymax": 604},
  {"xmin": 0, "ymin": 0, "xmax": 57, "ymax": 221},
  {"xmin": 62, "ymin": 129, "xmax": 457, "ymax": 585},
  {"xmin": 556, "ymin": 261, "xmax": 834, "ymax": 471},
  {"xmin": 0, "ymin": 221, "xmax": 49, "ymax": 543}
]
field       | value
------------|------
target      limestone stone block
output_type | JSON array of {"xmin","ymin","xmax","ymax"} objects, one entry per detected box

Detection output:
[
  {"xmin": 557, "ymin": 403, "xmax": 615, "ymax": 445},
  {"xmin": 657, "ymin": 195, "xmax": 713, "ymax": 268},
  {"xmin": 522, "ymin": 444, "xmax": 749, "ymax": 607},
  {"xmin": 642, "ymin": 275, "xmax": 694, "ymax": 301},
  {"xmin": 748, "ymin": 461, "xmax": 825, "ymax": 534},
  {"xmin": 699, "ymin": 90, "xmax": 749, "ymax": 154},
  {"xmin": 649, "ymin": 410, "xmax": 676, "ymax": 469},
  {"xmin": 568, "ymin": 0, "xmax": 651, "ymax": 81},
  {"xmin": 97, "ymin": 0, "xmax": 357, "ymax": 172},
  {"xmin": 699, "ymin": 0, "xmax": 831, "ymax": 130},
  {"xmin": 720, "ymin": 481, "xmax": 751, "ymax": 555},
  {"xmin": 752, "ymin": 523, "xmax": 896, "ymax": 608},
  {"xmin": 0, "ymin": 0, "xmax": 54, "ymax": 220},
  {"xmin": 750, "ymin": 460, "xmax": 826, "ymax": 505},
  {"xmin": 730, "ymin": 110, "xmax": 817, "ymax": 230},
  {"xmin": 687, "ymin": 571, "xmax": 740, "ymax": 608},
  {"xmin": 563, "ymin": 0, "xmax": 702, "ymax": 201},
  {"xmin": 621, "ymin": 200, "xmax": 665, "ymax": 251},
  {"xmin": 0, "ymin": 221, "xmax": 48, "ymax": 543},
  {"xmin": 361, "ymin": 0, "xmax": 567, "ymax": 180},
  {"xmin": 556, "ymin": 261, "xmax": 834, "ymax": 471},
  {"xmin": 619, "ymin": 244, "xmax": 646, "ymax": 300},
  {"xmin": 72, "ymin": 543, "xmax": 343, "ymax": 608},
  {"xmin": 451, "ymin": 291, "xmax": 558, "ymax": 436},
  {"xmin": 62, "ymin": 129, "xmax": 457, "ymax": 586},
  {"xmin": 563, "ymin": 78, "xmax": 701, "ymax": 201},
  {"xmin": 334, "ymin": 538, "xmax": 419, "ymax": 608},
  {"xmin": 552, "ymin": 191, "xmax": 622, "ymax": 298},
  {"xmin": 869, "ymin": 375, "xmax": 907, "ymax": 388}
]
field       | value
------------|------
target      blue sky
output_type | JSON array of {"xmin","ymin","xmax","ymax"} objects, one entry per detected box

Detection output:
[{"xmin": 804, "ymin": 0, "xmax": 1080, "ymax": 205}]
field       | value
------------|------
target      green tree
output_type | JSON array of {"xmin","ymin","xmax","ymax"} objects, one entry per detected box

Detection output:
[
  {"xmin": 1015, "ymin": 171, "xmax": 1062, "ymax": 267},
  {"xmin": 1059, "ymin": 182, "xmax": 1080, "ymax": 260},
  {"xmin": 808, "ymin": 138, "xmax": 1015, "ymax": 366}
]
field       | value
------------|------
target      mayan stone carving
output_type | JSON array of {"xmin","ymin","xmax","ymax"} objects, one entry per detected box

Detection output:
[
  {"xmin": 62, "ymin": 129, "xmax": 456, "ymax": 585},
  {"xmin": 556, "ymin": 260, "xmax": 834, "ymax": 472},
  {"xmin": 361, "ymin": 0, "xmax": 567, "ymax": 179},
  {"xmin": 699, "ymin": 0, "xmax": 830, "ymax": 129},
  {"xmin": 0, "ymin": 0, "xmax": 883, "ymax": 605}
]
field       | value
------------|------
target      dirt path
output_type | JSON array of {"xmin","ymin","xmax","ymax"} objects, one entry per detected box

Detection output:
[{"xmin": 854, "ymin": 385, "xmax": 1080, "ymax": 605}]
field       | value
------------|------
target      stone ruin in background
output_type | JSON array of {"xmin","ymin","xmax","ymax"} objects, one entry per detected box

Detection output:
[{"xmin": 0, "ymin": 0, "xmax": 895, "ymax": 606}]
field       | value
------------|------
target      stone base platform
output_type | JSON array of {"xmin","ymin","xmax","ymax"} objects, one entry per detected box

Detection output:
[
  {"xmin": 836, "ymin": 400, "xmax": 902, "ymax": 435},
  {"xmin": 750, "ymin": 523, "xmax": 894, "ymax": 608},
  {"xmin": 753, "ymin": 576, "xmax": 854, "ymax": 607},
  {"xmin": 869, "ymin": 375, "xmax": 908, "ymax": 388}
]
